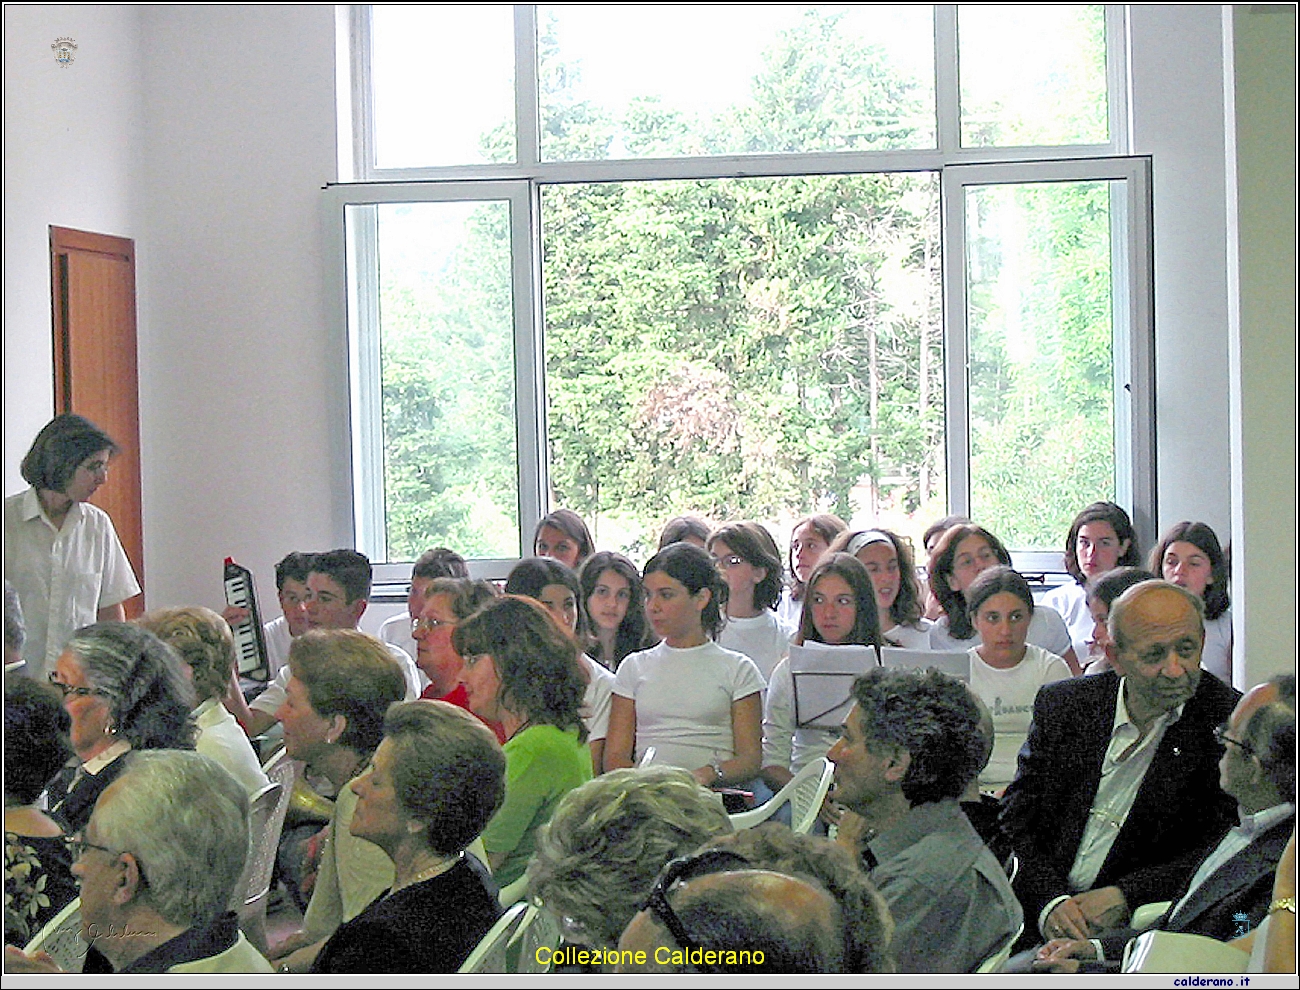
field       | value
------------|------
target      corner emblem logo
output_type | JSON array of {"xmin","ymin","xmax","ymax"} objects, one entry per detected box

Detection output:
[{"xmin": 52, "ymin": 37, "xmax": 78, "ymax": 67}]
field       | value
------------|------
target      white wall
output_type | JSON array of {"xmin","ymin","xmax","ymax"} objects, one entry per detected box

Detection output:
[
  {"xmin": 134, "ymin": 5, "xmax": 344, "ymax": 611},
  {"xmin": 3, "ymin": 5, "xmax": 1278, "ymax": 626},
  {"xmin": 1128, "ymin": 4, "xmax": 1233, "ymax": 539},
  {"xmin": 3, "ymin": 4, "xmax": 143, "ymax": 493},
  {"xmin": 1224, "ymin": 4, "xmax": 1297, "ymax": 687}
]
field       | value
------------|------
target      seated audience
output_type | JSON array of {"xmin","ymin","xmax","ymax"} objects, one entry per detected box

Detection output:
[
  {"xmin": 237, "ymin": 549, "xmax": 420, "ymax": 738},
  {"xmin": 377, "ymin": 546, "xmax": 468, "ymax": 663},
  {"xmin": 1033, "ymin": 673, "xmax": 1295, "ymax": 972},
  {"xmin": 701, "ymin": 824, "xmax": 895, "ymax": 974},
  {"xmin": 533, "ymin": 509, "xmax": 594, "ymax": 571},
  {"xmin": 709, "ymin": 521, "xmax": 791, "ymax": 682},
  {"xmin": 829, "ymin": 667, "xmax": 1022, "ymax": 973},
  {"xmin": 506, "ymin": 558, "xmax": 614, "ymax": 773},
  {"xmin": 657, "ymin": 515, "xmax": 712, "ymax": 550},
  {"xmin": 605, "ymin": 543, "xmax": 764, "ymax": 789},
  {"xmin": 763, "ymin": 553, "xmax": 882, "ymax": 794},
  {"xmin": 45, "ymin": 622, "xmax": 195, "ymax": 833},
  {"xmin": 920, "ymin": 513, "xmax": 970, "ymax": 620},
  {"xmin": 777, "ymin": 513, "xmax": 846, "ymax": 629},
  {"xmin": 617, "ymin": 853, "xmax": 848, "ymax": 973},
  {"xmin": 963, "ymin": 567, "xmax": 1072, "ymax": 790},
  {"xmin": 269, "ymin": 630, "xmax": 407, "ymax": 972},
  {"xmin": 526, "ymin": 766, "xmax": 732, "ymax": 952},
  {"xmin": 137, "ymin": 606, "xmax": 269, "ymax": 796},
  {"xmin": 927, "ymin": 523, "xmax": 1081, "ymax": 674},
  {"xmin": 1079, "ymin": 566, "xmax": 1157, "ymax": 675},
  {"xmin": 1151, "ymin": 521, "xmax": 1233, "ymax": 683},
  {"xmin": 1043, "ymin": 502, "xmax": 1141, "ymax": 662},
  {"xmin": 827, "ymin": 528, "xmax": 930, "ymax": 650},
  {"xmin": 312, "ymin": 701, "xmax": 505, "ymax": 973},
  {"xmin": 7, "ymin": 750, "xmax": 270, "ymax": 973},
  {"xmin": 1001, "ymin": 581, "xmax": 1240, "ymax": 949},
  {"xmin": 453, "ymin": 595, "xmax": 593, "ymax": 888},
  {"xmin": 5, "ymin": 679, "xmax": 77, "ymax": 946},
  {"xmin": 579, "ymin": 551, "xmax": 656, "ymax": 671}
]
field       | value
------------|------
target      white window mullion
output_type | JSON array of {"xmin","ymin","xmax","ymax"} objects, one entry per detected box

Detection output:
[
  {"xmin": 940, "ymin": 167, "xmax": 972, "ymax": 518},
  {"xmin": 515, "ymin": 5, "xmax": 540, "ymax": 167},
  {"xmin": 934, "ymin": 5, "xmax": 961, "ymax": 156}
]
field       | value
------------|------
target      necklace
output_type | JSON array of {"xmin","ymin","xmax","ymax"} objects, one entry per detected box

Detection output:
[{"xmin": 390, "ymin": 851, "xmax": 462, "ymax": 894}]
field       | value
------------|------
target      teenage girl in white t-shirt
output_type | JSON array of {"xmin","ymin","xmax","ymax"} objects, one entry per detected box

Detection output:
[
  {"xmin": 1150, "ymin": 521, "xmax": 1234, "ymax": 684},
  {"xmin": 828, "ymin": 528, "xmax": 930, "ymax": 650},
  {"xmin": 709, "ymin": 521, "xmax": 791, "ymax": 682}
]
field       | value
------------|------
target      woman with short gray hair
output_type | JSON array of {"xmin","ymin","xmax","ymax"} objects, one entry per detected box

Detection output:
[{"xmin": 45, "ymin": 621, "xmax": 194, "ymax": 833}]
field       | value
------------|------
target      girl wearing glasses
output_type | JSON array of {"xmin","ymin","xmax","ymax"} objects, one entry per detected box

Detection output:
[{"xmin": 708, "ymin": 521, "xmax": 790, "ymax": 682}]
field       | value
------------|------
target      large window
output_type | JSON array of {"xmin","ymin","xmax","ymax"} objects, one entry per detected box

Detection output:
[{"xmin": 328, "ymin": 4, "xmax": 1151, "ymax": 577}]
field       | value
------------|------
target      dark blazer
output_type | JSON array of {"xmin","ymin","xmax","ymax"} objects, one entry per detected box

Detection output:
[
  {"xmin": 1000, "ymin": 670, "xmax": 1240, "ymax": 939},
  {"xmin": 1096, "ymin": 810, "xmax": 1295, "ymax": 958},
  {"xmin": 47, "ymin": 753, "xmax": 130, "ymax": 834}
]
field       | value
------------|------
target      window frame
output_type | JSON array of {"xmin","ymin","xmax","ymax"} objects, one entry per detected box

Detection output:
[{"xmin": 332, "ymin": 4, "xmax": 1147, "ymax": 581}]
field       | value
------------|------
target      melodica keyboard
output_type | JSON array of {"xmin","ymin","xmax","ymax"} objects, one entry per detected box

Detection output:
[{"xmin": 224, "ymin": 557, "xmax": 269, "ymax": 679}]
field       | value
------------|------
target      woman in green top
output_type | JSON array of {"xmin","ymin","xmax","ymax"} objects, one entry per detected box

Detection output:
[{"xmin": 452, "ymin": 594, "xmax": 591, "ymax": 887}]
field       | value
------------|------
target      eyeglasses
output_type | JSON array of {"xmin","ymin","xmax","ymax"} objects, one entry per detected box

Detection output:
[
  {"xmin": 70, "ymin": 832, "xmax": 123, "ymax": 862},
  {"xmin": 411, "ymin": 616, "xmax": 454, "ymax": 635},
  {"xmin": 642, "ymin": 849, "xmax": 752, "ymax": 972},
  {"xmin": 1213, "ymin": 723, "xmax": 1254, "ymax": 756},
  {"xmin": 47, "ymin": 673, "xmax": 107, "ymax": 700},
  {"xmin": 711, "ymin": 555, "xmax": 745, "ymax": 569}
]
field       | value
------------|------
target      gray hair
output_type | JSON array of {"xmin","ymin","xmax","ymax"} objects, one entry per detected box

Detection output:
[
  {"xmin": 526, "ymin": 766, "xmax": 732, "ymax": 947},
  {"xmin": 92, "ymin": 750, "xmax": 248, "ymax": 928},
  {"xmin": 1246, "ymin": 673, "xmax": 1296, "ymax": 801},
  {"xmin": 4, "ymin": 580, "xmax": 25, "ymax": 657},
  {"xmin": 67, "ymin": 623, "xmax": 196, "ymax": 750},
  {"xmin": 1108, "ymin": 579, "xmax": 1205, "ymax": 652}
]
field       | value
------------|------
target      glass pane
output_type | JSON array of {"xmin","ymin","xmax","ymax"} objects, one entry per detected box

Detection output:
[
  {"xmin": 361, "ymin": 201, "xmax": 519, "ymax": 559},
  {"xmin": 965, "ymin": 180, "xmax": 1117, "ymax": 549},
  {"xmin": 541, "ymin": 173, "xmax": 944, "ymax": 558},
  {"xmin": 539, "ymin": 5, "xmax": 936, "ymax": 161},
  {"xmin": 371, "ymin": 5, "xmax": 515, "ymax": 168},
  {"xmin": 958, "ymin": 5, "xmax": 1108, "ymax": 148}
]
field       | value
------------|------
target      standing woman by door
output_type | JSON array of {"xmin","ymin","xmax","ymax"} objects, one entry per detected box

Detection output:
[{"xmin": 3, "ymin": 414, "xmax": 140, "ymax": 679}]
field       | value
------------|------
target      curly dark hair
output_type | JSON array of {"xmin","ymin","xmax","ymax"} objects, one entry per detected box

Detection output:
[
  {"xmin": 5, "ymin": 678, "xmax": 74, "ymax": 804},
  {"xmin": 505, "ymin": 556, "xmax": 588, "ymax": 639},
  {"xmin": 927, "ymin": 524, "xmax": 1012, "ymax": 641},
  {"xmin": 65, "ymin": 622, "xmax": 196, "ymax": 751},
  {"xmin": 850, "ymin": 667, "xmax": 984, "ymax": 805},
  {"xmin": 827, "ymin": 528, "xmax": 924, "ymax": 632},
  {"xmin": 452, "ymin": 595, "xmax": 587, "ymax": 739}
]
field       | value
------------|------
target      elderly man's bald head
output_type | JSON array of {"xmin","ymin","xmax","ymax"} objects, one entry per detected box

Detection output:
[{"xmin": 617, "ymin": 869, "xmax": 845, "ymax": 973}]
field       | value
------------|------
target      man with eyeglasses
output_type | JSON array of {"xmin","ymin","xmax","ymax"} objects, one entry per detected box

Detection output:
[
  {"xmin": 1001, "ymin": 580, "xmax": 1240, "ymax": 951},
  {"xmin": 1033, "ymin": 673, "xmax": 1295, "ymax": 972},
  {"xmin": 6, "ymin": 751, "xmax": 271, "ymax": 973}
]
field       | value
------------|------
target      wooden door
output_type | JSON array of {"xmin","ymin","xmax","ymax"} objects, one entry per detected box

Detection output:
[{"xmin": 50, "ymin": 226, "xmax": 144, "ymax": 615}]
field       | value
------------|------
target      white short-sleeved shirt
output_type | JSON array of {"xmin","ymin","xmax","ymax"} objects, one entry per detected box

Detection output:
[
  {"xmin": 1043, "ymin": 582, "xmax": 1092, "ymax": 662},
  {"xmin": 264, "ymin": 614, "xmax": 292, "ymax": 678},
  {"xmin": 4, "ymin": 487, "xmax": 141, "ymax": 678},
  {"xmin": 762, "ymin": 655, "xmax": 839, "ymax": 776},
  {"xmin": 580, "ymin": 653, "xmax": 615, "ymax": 742},
  {"xmin": 250, "ymin": 638, "xmax": 420, "ymax": 716},
  {"xmin": 967, "ymin": 644, "xmax": 1072, "ymax": 788},
  {"xmin": 883, "ymin": 620, "xmax": 932, "ymax": 651},
  {"xmin": 613, "ymin": 640, "xmax": 765, "ymax": 771},
  {"xmin": 1201, "ymin": 610, "xmax": 1232, "ymax": 684},
  {"xmin": 194, "ymin": 697, "xmax": 271, "ymax": 795},
  {"xmin": 929, "ymin": 606, "xmax": 1074, "ymax": 660},
  {"xmin": 718, "ymin": 610, "xmax": 792, "ymax": 682}
]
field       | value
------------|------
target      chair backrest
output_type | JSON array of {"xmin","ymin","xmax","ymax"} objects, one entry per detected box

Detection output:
[
  {"xmin": 510, "ymin": 903, "xmax": 563, "ymax": 973},
  {"xmin": 229, "ymin": 781, "xmax": 285, "ymax": 912},
  {"xmin": 458, "ymin": 901, "xmax": 529, "ymax": 973},
  {"xmin": 728, "ymin": 757, "xmax": 833, "ymax": 834},
  {"xmin": 261, "ymin": 745, "xmax": 296, "ymax": 790},
  {"xmin": 23, "ymin": 896, "xmax": 89, "ymax": 973}
]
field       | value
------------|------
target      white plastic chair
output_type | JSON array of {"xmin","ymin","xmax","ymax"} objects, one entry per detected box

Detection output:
[
  {"xmin": 637, "ymin": 746, "xmax": 657, "ymax": 767},
  {"xmin": 228, "ymin": 780, "xmax": 287, "ymax": 954},
  {"xmin": 458, "ymin": 902, "xmax": 529, "ymax": 973},
  {"xmin": 23, "ymin": 896, "xmax": 89, "ymax": 973},
  {"xmin": 512, "ymin": 903, "xmax": 563, "ymax": 973},
  {"xmin": 1129, "ymin": 899, "xmax": 1173, "ymax": 931},
  {"xmin": 727, "ymin": 757, "xmax": 834, "ymax": 834},
  {"xmin": 1122, "ymin": 930, "xmax": 1248, "ymax": 974}
]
